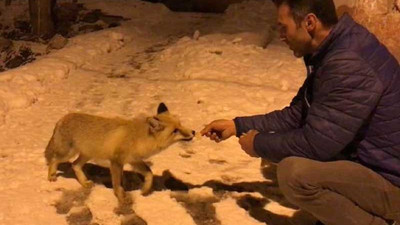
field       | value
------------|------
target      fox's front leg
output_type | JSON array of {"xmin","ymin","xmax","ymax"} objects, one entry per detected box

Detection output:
[
  {"xmin": 110, "ymin": 161, "xmax": 127, "ymax": 203},
  {"xmin": 48, "ymin": 159, "xmax": 60, "ymax": 181},
  {"xmin": 72, "ymin": 154, "xmax": 93, "ymax": 188},
  {"xmin": 131, "ymin": 161, "xmax": 153, "ymax": 195}
]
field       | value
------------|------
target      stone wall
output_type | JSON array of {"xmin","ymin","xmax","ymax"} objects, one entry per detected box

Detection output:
[{"xmin": 334, "ymin": 0, "xmax": 400, "ymax": 60}]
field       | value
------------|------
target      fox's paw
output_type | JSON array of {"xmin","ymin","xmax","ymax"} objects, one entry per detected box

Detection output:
[
  {"xmin": 114, "ymin": 203, "xmax": 133, "ymax": 215},
  {"xmin": 48, "ymin": 174, "xmax": 57, "ymax": 182},
  {"xmin": 82, "ymin": 180, "xmax": 94, "ymax": 188},
  {"xmin": 141, "ymin": 188, "xmax": 152, "ymax": 196},
  {"xmin": 124, "ymin": 194, "xmax": 133, "ymax": 205}
]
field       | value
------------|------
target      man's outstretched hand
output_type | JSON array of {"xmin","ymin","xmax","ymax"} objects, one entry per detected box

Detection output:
[
  {"xmin": 201, "ymin": 120, "xmax": 260, "ymax": 157},
  {"xmin": 200, "ymin": 119, "xmax": 236, "ymax": 143}
]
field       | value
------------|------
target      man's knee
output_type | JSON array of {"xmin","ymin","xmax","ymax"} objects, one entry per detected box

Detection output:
[
  {"xmin": 277, "ymin": 156, "xmax": 312, "ymax": 184},
  {"xmin": 277, "ymin": 157, "xmax": 318, "ymax": 201}
]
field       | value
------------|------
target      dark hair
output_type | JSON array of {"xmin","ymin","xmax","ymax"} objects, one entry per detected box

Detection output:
[{"xmin": 273, "ymin": 0, "xmax": 338, "ymax": 27}]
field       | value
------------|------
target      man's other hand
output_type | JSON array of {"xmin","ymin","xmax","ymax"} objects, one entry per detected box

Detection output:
[{"xmin": 239, "ymin": 130, "xmax": 259, "ymax": 157}]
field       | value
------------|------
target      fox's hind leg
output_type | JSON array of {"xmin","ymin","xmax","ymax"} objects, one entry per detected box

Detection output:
[
  {"xmin": 72, "ymin": 154, "xmax": 93, "ymax": 188},
  {"xmin": 131, "ymin": 161, "xmax": 153, "ymax": 195},
  {"xmin": 110, "ymin": 161, "xmax": 126, "ymax": 203}
]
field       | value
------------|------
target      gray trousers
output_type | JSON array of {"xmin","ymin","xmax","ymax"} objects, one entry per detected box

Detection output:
[{"xmin": 276, "ymin": 157, "xmax": 400, "ymax": 225}]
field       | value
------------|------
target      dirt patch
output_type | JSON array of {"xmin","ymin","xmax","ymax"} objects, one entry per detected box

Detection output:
[
  {"xmin": 236, "ymin": 194, "xmax": 316, "ymax": 225},
  {"xmin": 66, "ymin": 206, "xmax": 94, "ymax": 225},
  {"xmin": 173, "ymin": 192, "xmax": 220, "ymax": 225},
  {"xmin": 54, "ymin": 187, "xmax": 92, "ymax": 214},
  {"xmin": 53, "ymin": 188, "xmax": 97, "ymax": 225}
]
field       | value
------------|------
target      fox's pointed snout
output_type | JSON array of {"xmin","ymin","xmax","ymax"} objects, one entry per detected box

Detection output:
[{"xmin": 183, "ymin": 130, "xmax": 196, "ymax": 141}]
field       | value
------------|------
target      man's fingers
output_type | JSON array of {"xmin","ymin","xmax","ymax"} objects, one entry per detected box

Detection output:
[
  {"xmin": 201, "ymin": 121, "xmax": 230, "ymax": 142},
  {"xmin": 200, "ymin": 127, "xmax": 209, "ymax": 136},
  {"xmin": 209, "ymin": 132, "xmax": 221, "ymax": 142},
  {"xmin": 199, "ymin": 131, "xmax": 221, "ymax": 142},
  {"xmin": 200, "ymin": 123, "xmax": 214, "ymax": 136},
  {"xmin": 202, "ymin": 131, "xmax": 211, "ymax": 138}
]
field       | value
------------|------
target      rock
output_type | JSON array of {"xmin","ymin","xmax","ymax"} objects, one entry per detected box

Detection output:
[
  {"xmin": 395, "ymin": 0, "xmax": 400, "ymax": 11},
  {"xmin": 108, "ymin": 22, "xmax": 120, "ymax": 28},
  {"xmin": 81, "ymin": 9, "xmax": 101, "ymax": 23},
  {"xmin": 193, "ymin": 30, "xmax": 200, "ymax": 40},
  {"xmin": 3, "ymin": 45, "xmax": 34, "ymax": 69},
  {"xmin": 47, "ymin": 34, "xmax": 68, "ymax": 50},
  {"xmin": 14, "ymin": 20, "xmax": 31, "ymax": 34},
  {"xmin": 78, "ymin": 24, "xmax": 104, "ymax": 33},
  {"xmin": 0, "ymin": 37, "xmax": 12, "ymax": 51},
  {"xmin": 356, "ymin": 0, "xmax": 393, "ymax": 15},
  {"xmin": 19, "ymin": 46, "xmax": 34, "ymax": 60},
  {"xmin": 162, "ymin": 0, "xmax": 194, "ymax": 12},
  {"xmin": 162, "ymin": 0, "xmax": 241, "ymax": 13},
  {"xmin": 5, "ymin": 55, "xmax": 24, "ymax": 69},
  {"xmin": 99, "ymin": 14, "xmax": 124, "ymax": 25},
  {"xmin": 54, "ymin": 2, "xmax": 81, "ymax": 23}
]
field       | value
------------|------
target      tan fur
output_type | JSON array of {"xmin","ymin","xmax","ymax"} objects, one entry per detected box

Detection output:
[{"xmin": 45, "ymin": 103, "xmax": 194, "ymax": 204}]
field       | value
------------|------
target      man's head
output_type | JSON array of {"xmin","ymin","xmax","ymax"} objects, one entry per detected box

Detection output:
[{"xmin": 274, "ymin": 0, "xmax": 338, "ymax": 57}]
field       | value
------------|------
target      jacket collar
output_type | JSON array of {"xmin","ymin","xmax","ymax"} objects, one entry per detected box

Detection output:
[{"xmin": 305, "ymin": 14, "xmax": 357, "ymax": 67}]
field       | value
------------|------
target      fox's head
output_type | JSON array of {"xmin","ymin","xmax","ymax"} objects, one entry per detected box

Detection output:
[{"xmin": 147, "ymin": 103, "xmax": 195, "ymax": 145}]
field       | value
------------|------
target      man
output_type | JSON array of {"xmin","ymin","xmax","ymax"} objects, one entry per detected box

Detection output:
[{"xmin": 200, "ymin": 0, "xmax": 400, "ymax": 225}]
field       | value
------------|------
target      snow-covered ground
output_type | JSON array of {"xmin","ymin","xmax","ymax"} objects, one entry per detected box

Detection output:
[{"xmin": 0, "ymin": 1, "xmax": 318, "ymax": 225}]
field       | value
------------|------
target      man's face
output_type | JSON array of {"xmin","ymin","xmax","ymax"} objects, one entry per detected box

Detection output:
[{"xmin": 277, "ymin": 4, "xmax": 312, "ymax": 58}]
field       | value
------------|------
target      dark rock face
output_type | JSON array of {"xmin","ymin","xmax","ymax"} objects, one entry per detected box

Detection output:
[
  {"xmin": 0, "ymin": 2, "xmax": 127, "ymax": 72},
  {"xmin": 159, "ymin": 0, "xmax": 230, "ymax": 13},
  {"xmin": 53, "ymin": 2, "xmax": 126, "ymax": 37},
  {"xmin": 143, "ymin": 0, "xmax": 244, "ymax": 13}
]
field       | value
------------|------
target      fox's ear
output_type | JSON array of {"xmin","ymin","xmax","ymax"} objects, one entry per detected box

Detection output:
[
  {"xmin": 157, "ymin": 102, "xmax": 169, "ymax": 114},
  {"xmin": 147, "ymin": 117, "xmax": 164, "ymax": 134}
]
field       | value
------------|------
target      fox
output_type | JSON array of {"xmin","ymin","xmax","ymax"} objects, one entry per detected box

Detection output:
[{"xmin": 45, "ymin": 103, "xmax": 195, "ymax": 203}]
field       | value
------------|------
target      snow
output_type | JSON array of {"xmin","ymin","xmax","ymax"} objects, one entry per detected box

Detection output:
[
  {"xmin": 215, "ymin": 197, "xmax": 264, "ymax": 225},
  {"xmin": 134, "ymin": 191, "xmax": 197, "ymax": 225},
  {"xmin": 0, "ymin": 0, "xmax": 309, "ymax": 224}
]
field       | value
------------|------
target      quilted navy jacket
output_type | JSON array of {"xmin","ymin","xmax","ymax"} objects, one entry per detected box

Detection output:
[{"xmin": 234, "ymin": 14, "xmax": 400, "ymax": 187}]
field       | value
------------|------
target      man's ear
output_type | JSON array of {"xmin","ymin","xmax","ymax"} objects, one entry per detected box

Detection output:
[
  {"xmin": 157, "ymin": 102, "xmax": 169, "ymax": 114},
  {"xmin": 304, "ymin": 13, "xmax": 317, "ymax": 31},
  {"xmin": 147, "ymin": 117, "xmax": 164, "ymax": 134}
]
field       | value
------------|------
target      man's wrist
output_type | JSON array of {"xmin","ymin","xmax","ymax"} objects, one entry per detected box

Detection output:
[
  {"xmin": 252, "ymin": 132, "xmax": 263, "ymax": 158},
  {"xmin": 232, "ymin": 118, "xmax": 242, "ymax": 137}
]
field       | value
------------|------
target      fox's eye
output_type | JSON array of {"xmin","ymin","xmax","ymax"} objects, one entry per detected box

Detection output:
[{"xmin": 173, "ymin": 128, "xmax": 179, "ymax": 133}]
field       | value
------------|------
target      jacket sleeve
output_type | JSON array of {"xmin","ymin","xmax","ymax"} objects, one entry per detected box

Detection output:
[
  {"xmin": 233, "ymin": 83, "xmax": 306, "ymax": 136},
  {"xmin": 253, "ymin": 52, "xmax": 384, "ymax": 162}
]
